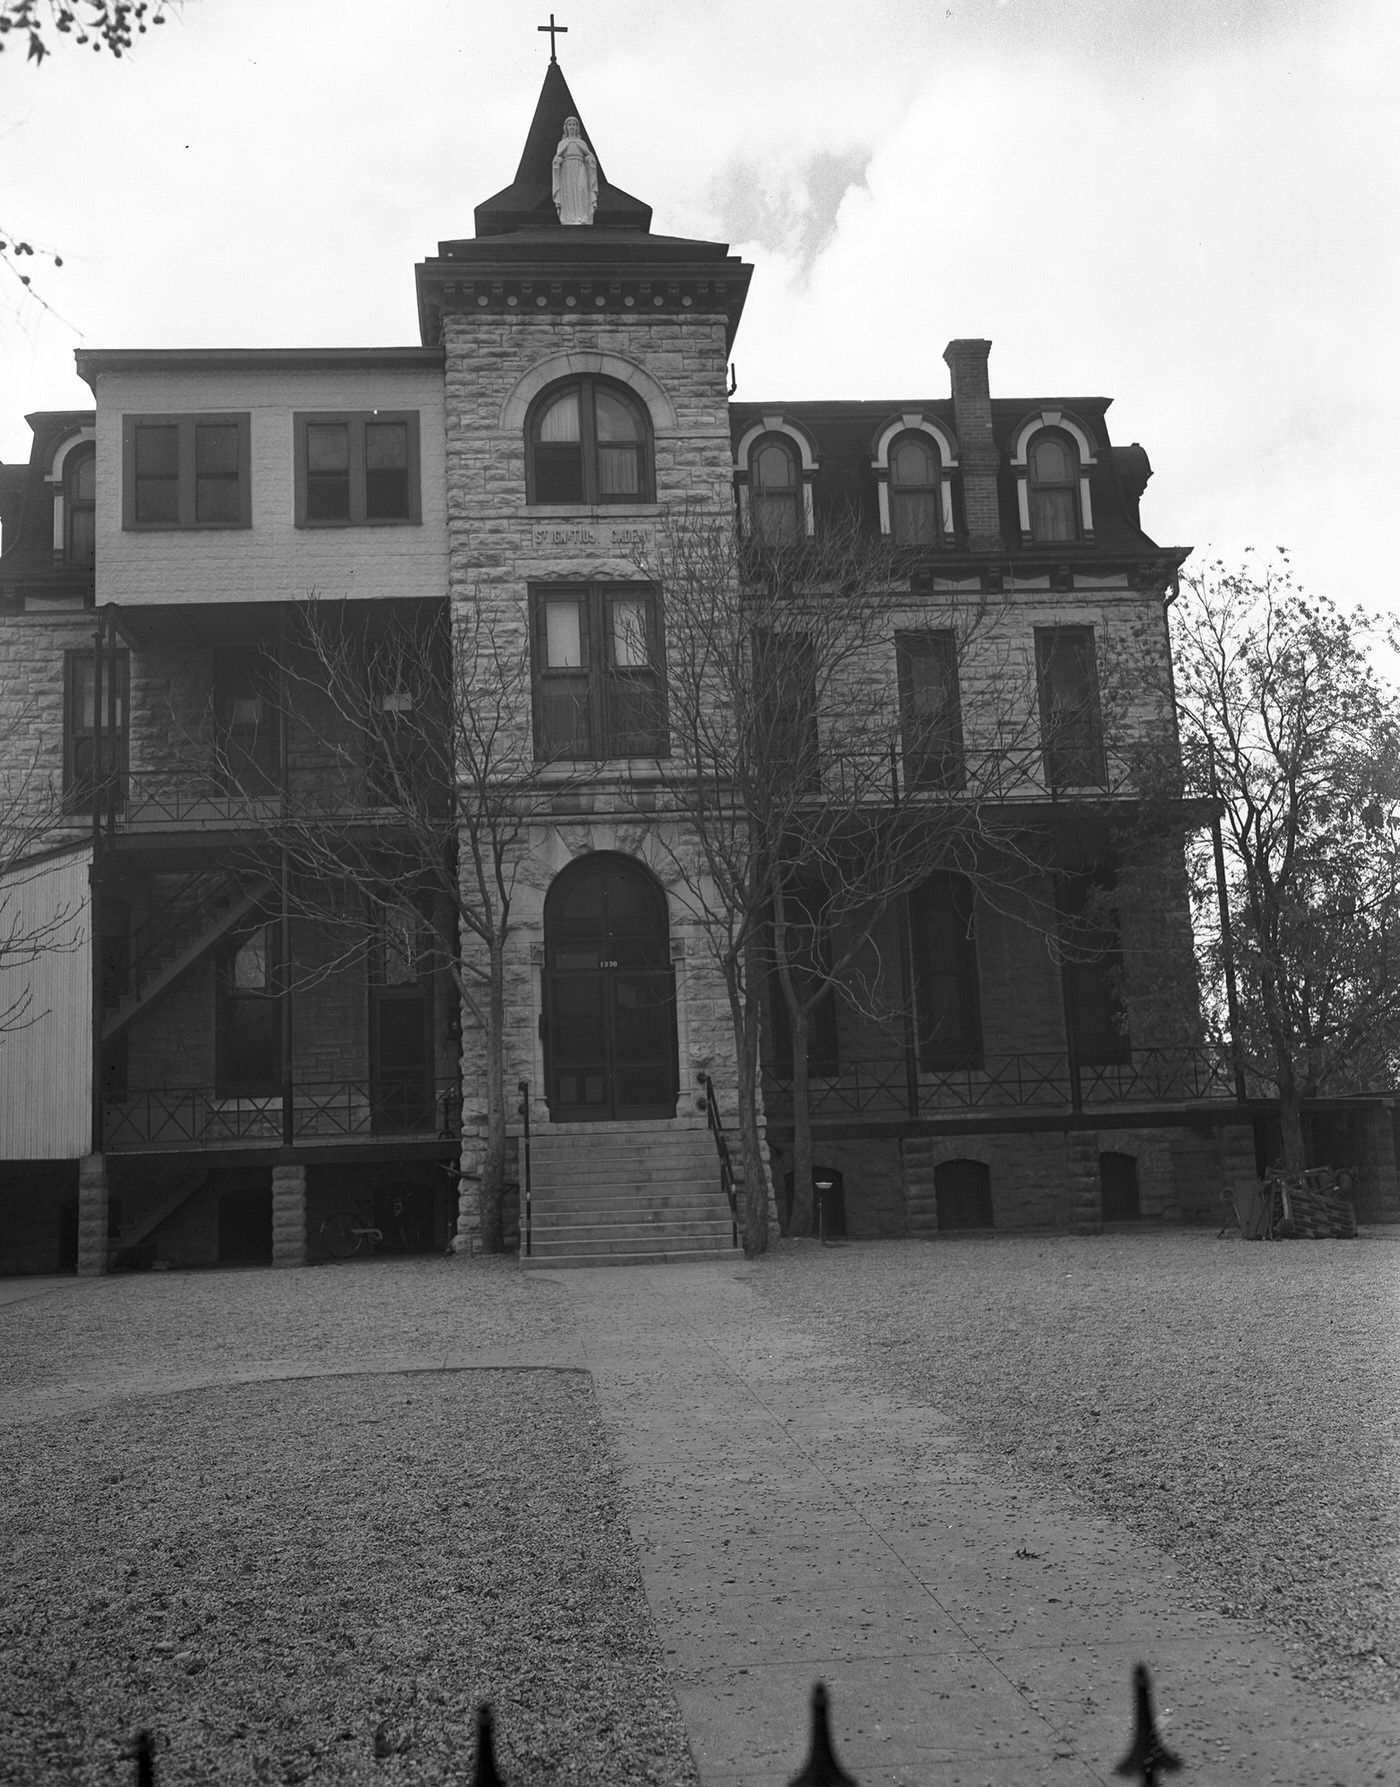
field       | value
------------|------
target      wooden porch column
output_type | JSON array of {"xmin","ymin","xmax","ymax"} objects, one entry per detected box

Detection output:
[
  {"xmin": 76, "ymin": 1153, "xmax": 109, "ymax": 1277},
  {"xmin": 270, "ymin": 1162, "xmax": 307, "ymax": 1268}
]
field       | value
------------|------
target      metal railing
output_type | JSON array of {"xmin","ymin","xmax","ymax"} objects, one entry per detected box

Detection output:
[
  {"xmin": 103, "ymin": 1077, "xmax": 461, "ymax": 1151},
  {"xmin": 518, "ymin": 1079, "xmax": 533, "ymax": 1258},
  {"xmin": 763, "ymin": 1043, "xmax": 1238, "ymax": 1123},
  {"xmin": 698, "ymin": 1071, "xmax": 741, "ymax": 1249},
  {"xmin": 125, "ymin": 1665, "xmax": 1182, "ymax": 1784},
  {"xmin": 116, "ymin": 766, "xmax": 448, "ymax": 831}
]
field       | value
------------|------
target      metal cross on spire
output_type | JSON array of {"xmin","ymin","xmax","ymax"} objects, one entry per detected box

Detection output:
[{"xmin": 537, "ymin": 13, "xmax": 568, "ymax": 61}]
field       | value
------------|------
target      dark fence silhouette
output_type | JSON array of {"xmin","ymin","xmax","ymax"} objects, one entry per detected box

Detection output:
[{"xmin": 126, "ymin": 1664, "xmax": 1181, "ymax": 1785}]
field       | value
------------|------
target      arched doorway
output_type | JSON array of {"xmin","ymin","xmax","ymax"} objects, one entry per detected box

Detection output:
[{"xmin": 543, "ymin": 854, "xmax": 677, "ymax": 1121}]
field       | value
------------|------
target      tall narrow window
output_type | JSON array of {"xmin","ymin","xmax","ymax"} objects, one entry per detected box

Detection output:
[
  {"xmin": 768, "ymin": 877, "xmax": 840, "ymax": 1079},
  {"xmin": 888, "ymin": 433, "xmax": 940, "ymax": 545},
  {"xmin": 896, "ymin": 631, "xmax": 964, "ymax": 791},
  {"xmin": 217, "ymin": 921, "xmax": 281, "ymax": 1099},
  {"xmin": 531, "ymin": 586, "xmax": 666, "ymax": 760},
  {"xmin": 64, "ymin": 651, "xmax": 128, "ymax": 811},
  {"xmin": 64, "ymin": 445, "xmax": 96, "ymax": 566},
  {"xmin": 215, "ymin": 646, "xmax": 280, "ymax": 796},
  {"xmin": 527, "ymin": 378, "xmax": 651, "ymax": 505},
  {"xmin": 754, "ymin": 630, "xmax": 819, "ymax": 792},
  {"xmin": 1036, "ymin": 626, "xmax": 1105, "ymax": 788},
  {"xmin": 749, "ymin": 436, "xmax": 803, "ymax": 543},
  {"xmin": 910, "ymin": 873, "xmax": 982, "ymax": 1070},
  {"xmin": 1060, "ymin": 866, "xmax": 1130, "ymax": 1065},
  {"xmin": 1027, "ymin": 429, "xmax": 1080, "ymax": 542}
]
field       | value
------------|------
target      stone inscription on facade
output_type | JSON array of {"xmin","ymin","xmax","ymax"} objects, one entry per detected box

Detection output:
[{"xmin": 530, "ymin": 523, "xmax": 653, "ymax": 552}]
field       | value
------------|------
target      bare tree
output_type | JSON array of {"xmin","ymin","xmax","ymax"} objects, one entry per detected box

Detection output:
[
  {"xmin": 1161, "ymin": 558, "xmax": 1400, "ymax": 1170},
  {"xmin": 636, "ymin": 513, "xmax": 1067, "ymax": 1246},
  {"xmin": 256, "ymin": 598, "xmax": 579, "ymax": 1254},
  {"xmin": 0, "ymin": 735, "xmax": 84, "ymax": 1036}
]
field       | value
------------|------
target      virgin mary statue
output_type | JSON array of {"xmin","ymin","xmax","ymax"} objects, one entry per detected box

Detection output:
[{"xmin": 552, "ymin": 117, "xmax": 598, "ymax": 226}]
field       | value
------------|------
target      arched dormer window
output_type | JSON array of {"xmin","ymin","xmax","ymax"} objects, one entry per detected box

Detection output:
[
  {"xmin": 888, "ymin": 433, "xmax": 941, "ymax": 545},
  {"xmin": 1026, "ymin": 429, "xmax": 1080, "ymax": 542},
  {"xmin": 64, "ymin": 443, "xmax": 96, "ymax": 565},
  {"xmin": 871, "ymin": 415, "xmax": 958, "ymax": 545},
  {"xmin": 750, "ymin": 435, "xmax": 803, "ymax": 544},
  {"xmin": 527, "ymin": 376, "xmax": 653, "ymax": 505},
  {"xmin": 734, "ymin": 416, "xmax": 817, "ymax": 543},
  {"xmin": 1011, "ymin": 410, "xmax": 1097, "ymax": 546}
]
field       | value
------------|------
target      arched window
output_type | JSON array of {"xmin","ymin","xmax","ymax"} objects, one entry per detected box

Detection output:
[
  {"xmin": 65, "ymin": 443, "xmax": 96, "ymax": 565},
  {"xmin": 888, "ymin": 432, "xmax": 940, "ymax": 545},
  {"xmin": 749, "ymin": 435, "xmax": 803, "ymax": 543},
  {"xmin": 1026, "ymin": 429, "xmax": 1080, "ymax": 542},
  {"xmin": 527, "ymin": 377, "xmax": 652, "ymax": 505}
]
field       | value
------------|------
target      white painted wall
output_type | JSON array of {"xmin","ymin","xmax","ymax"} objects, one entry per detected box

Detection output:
[
  {"xmin": 88, "ymin": 362, "xmax": 448, "ymax": 607},
  {"xmin": 0, "ymin": 845, "xmax": 92, "ymax": 1160}
]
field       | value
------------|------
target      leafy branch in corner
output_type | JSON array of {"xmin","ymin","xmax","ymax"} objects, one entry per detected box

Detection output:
[{"xmin": 0, "ymin": 0, "xmax": 170, "ymax": 63}]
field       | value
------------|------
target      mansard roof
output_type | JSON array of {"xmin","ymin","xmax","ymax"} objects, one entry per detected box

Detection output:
[{"xmin": 472, "ymin": 60, "xmax": 653, "ymax": 237}]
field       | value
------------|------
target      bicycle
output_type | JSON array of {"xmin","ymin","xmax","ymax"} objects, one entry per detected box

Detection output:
[{"xmin": 319, "ymin": 1209, "xmax": 384, "ymax": 1260}]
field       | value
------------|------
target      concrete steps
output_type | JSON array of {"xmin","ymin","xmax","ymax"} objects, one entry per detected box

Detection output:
[{"xmin": 522, "ymin": 1123, "xmax": 738, "ymax": 1269}]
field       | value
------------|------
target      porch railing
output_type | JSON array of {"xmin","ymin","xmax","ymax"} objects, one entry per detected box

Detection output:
[
  {"xmin": 115, "ymin": 767, "xmax": 447, "ymax": 831},
  {"xmin": 102, "ymin": 1077, "xmax": 461, "ymax": 1151},
  {"xmin": 763, "ymin": 1043, "xmax": 1238, "ymax": 1123},
  {"xmin": 698, "ymin": 1071, "xmax": 741, "ymax": 1248}
]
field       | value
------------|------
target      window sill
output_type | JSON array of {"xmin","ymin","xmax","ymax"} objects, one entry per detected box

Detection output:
[
  {"xmin": 122, "ymin": 521, "xmax": 252, "ymax": 534},
  {"xmin": 524, "ymin": 503, "xmax": 663, "ymax": 520},
  {"xmin": 295, "ymin": 516, "xmax": 421, "ymax": 530}
]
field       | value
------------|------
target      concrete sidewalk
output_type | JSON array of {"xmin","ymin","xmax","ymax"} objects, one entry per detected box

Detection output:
[
  {"xmin": 560, "ymin": 1262, "xmax": 1394, "ymax": 1787},
  {"xmin": 2, "ymin": 1258, "xmax": 1392, "ymax": 1784}
]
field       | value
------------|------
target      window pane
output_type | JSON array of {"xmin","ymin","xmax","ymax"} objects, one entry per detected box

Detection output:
[
  {"xmin": 365, "ymin": 422, "xmax": 407, "ymax": 469},
  {"xmin": 196, "ymin": 473, "xmax": 241, "ymax": 523},
  {"xmin": 753, "ymin": 490, "xmax": 802, "ymax": 543},
  {"xmin": 70, "ymin": 452, "xmax": 96, "ymax": 501},
  {"xmin": 610, "ymin": 600, "xmax": 648, "ymax": 667},
  {"xmin": 755, "ymin": 441, "xmax": 797, "ymax": 488},
  {"xmin": 891, "ymin": 489, "xmax": 938, "ymax": 546},
  {"xmin": 593, "ymin": 388, "xmax": 641, "ymax": 442},
  {"xmin": 1031, "ymin": 435, "xmax": 1074, "ymax": 482},
  {"xmin": 533, "ymin": 444, "xmax": 585, "ymax": 503},
  {"xmin": 381, "ymin": 907, "xmax": 420, "ymax": 985},
  {"xmin": 537, "ymin": 390, "xmax": 581, "ymax": 443},
  {"xmin": 891, "ymin": 436, "xmax": 936, "ymax": 486},
  {"xmin": 233, "ymin": 926, "xmax": 270, "ymax": 993},
  {"xmin": 597, "ymin": 443, "xmax": 641, "ymax": 497},
  {"xmin": 195, "ymin": 424, "xmax": 240, "ymax": 475},
  {"xmin": 544, "ymin": 600, "xmax": 583, "ymax": 668},
  {"xmin": 306, "ymin": 424, "xmax": 351, "ymax": 520},
  {"xmin": 68, "ymin": 506, "xmax": 96, "ymax": 565},
  {"xmin": 134, "ymin": 426, "xmax": 178, "ymax": 475},
  {"xmin": 306, "ymin": 424, "xmax": 349, "ymax": 471},
  {"xmin": 1030, "ymin": 487, "xmax": 1077, "ymax": 542},
  {"xmin": 365, "ymin": 466, "xmax": 410, "ymax": 519}
]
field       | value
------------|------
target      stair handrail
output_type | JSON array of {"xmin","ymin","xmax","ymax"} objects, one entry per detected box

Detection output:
[
  {"xmin": 698, "ymin": 1072, "xmax": 740, "ymax": 1249},
  {"xmin": 517, "ymin": 1080, "xmax": 532, "ymax": 1258}
]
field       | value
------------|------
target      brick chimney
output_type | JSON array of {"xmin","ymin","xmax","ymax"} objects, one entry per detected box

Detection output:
[{"xmin": 943, "ymin": 339, "xmax": 1001, "ymax": 551}]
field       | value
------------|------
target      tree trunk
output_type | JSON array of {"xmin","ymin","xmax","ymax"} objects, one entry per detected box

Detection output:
[
  {"xmin": 476, "ymin": 940, "xmax": 508, "ymax": 1253},
  {"xmin": 1275, "ymin": 1056, "xmax": 1308, "ymax": 1174},
  {"xmin": 788, "ymin": 1003, "xmax": 814, "ymax": 1235},
  {"xmin": 726, "ymin": 956, "xmax": 770, "ymax": 1256}
]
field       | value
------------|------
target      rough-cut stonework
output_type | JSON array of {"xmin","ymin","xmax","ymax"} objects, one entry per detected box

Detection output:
[
  {"xmin": 76, "ymin": 1153, "xmax": 108, "ymax": 1277},
  {"xmin": 270, "ymin": 1162, "xmax": 307, "ymax": 1268}
]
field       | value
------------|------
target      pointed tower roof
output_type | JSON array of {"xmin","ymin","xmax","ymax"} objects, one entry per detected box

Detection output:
[{"xmin": 473, "ymin": 60, "xmax": 653, "ymax": 236}]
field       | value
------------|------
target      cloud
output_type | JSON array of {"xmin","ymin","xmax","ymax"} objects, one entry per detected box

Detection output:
[{"xmin": 710, "ymin": 147, "xmax": 871, "ymax": 281}]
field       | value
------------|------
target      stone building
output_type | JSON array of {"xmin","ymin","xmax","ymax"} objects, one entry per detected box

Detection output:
[{"xmin": 3, "ymin": 59, "xmax": 1390, "ymax": 1274}]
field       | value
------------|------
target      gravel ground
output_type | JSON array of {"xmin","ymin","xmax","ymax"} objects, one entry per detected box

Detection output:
[
  {"xmin": 748, "ymin": 1227, "xmax": 1400, "ymax": 1710},
  {"xmin": 1, "ymin": 1264, "xmax": 696, "ymax": 1787}
]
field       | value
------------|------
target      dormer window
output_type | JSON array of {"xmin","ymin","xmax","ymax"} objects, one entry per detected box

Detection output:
[
  {"xmin": 871, "ymin": 415, "xmax": 958, "ymax": 545},
  {"xmin": 1012, "ymin": 411, "xmax": 1097, "ymax": 546},
  {"xmin": 64, "ymin": 444, "xmax": 96, "ymax": 566},
  {"xmin": 527, "ymin": 377, "xmax": 652, "ymax": 505},
  {"xmin": 750, "ymin": 436, "xmax": 803, "ymax": 544},
  {"xmin": 1027, "ymin": 430, "xmax": 1080, "ymax": 542},
  {"xmin": 888, "ymin": 433, "xmax": 941, "ymax": 545}
]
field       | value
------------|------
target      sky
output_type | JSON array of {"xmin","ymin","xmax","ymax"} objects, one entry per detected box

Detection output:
[{"xmin": 2, "ymin": 0, "xmax": 1396, "ymax": 613}]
